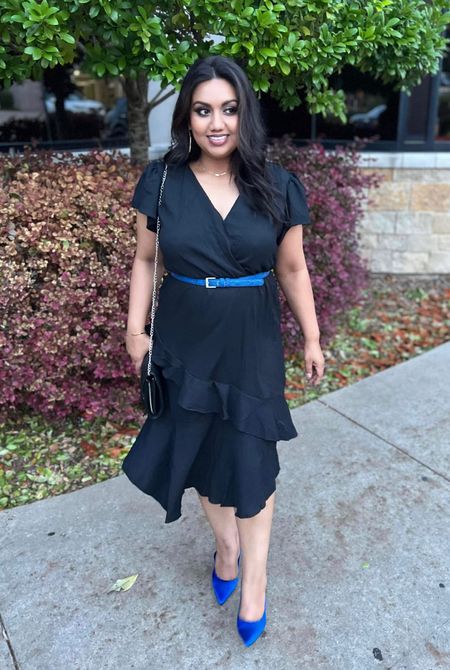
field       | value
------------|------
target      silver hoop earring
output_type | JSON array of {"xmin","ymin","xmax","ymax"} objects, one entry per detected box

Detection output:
[{"xmin": 188, "ymin": 129, "xmax": 192, "ymax": 154}]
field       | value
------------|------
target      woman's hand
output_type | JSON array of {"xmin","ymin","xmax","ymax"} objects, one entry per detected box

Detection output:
[
  {"xmin": 125, "ymin": 332, "xmax": 150, "ymax": 375},
  {"xmin": 304, "ymin": 339, "xmax": 325, "ymax": 386}
]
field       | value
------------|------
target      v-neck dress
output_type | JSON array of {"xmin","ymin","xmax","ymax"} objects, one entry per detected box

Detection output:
[{"xmin": 121, "ymin": 158, "xmax": 312, "ymax": 523}]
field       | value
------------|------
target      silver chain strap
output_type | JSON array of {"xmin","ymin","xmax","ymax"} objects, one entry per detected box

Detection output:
[{"xmin": 146, "ymin": 162, "xmax": 168, "ymax": 376}]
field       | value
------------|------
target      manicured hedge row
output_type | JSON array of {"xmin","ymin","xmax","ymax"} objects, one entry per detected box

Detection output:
[
  {"xmin": 269, "ymin": 136, "xmax": 380, "ymax": 356},
  {"xmin": 0, "ymin": 140, "xmax": 379, "ymax": 424},
  {"xmin": 1, "ymin": 149, "xmax": 140, "ymax": 423}
]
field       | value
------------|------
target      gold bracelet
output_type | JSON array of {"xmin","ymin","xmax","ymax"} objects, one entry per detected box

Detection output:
[{"xmin": 127, "ymin": 331, "xmax": 145, "ymax": 336}]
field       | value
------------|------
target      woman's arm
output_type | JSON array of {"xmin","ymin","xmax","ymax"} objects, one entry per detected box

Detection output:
[
  {"xmin": 125, "ymin": 211, "xmax": 166, "ymax": 372},
  {"xmin": 274, "ymin": 225, "xmax": 324, "ymax": 385}
]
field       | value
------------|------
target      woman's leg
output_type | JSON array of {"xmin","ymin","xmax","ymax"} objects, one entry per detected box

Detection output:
[
  {"xmin": 197, "ymin": 494, "xmax": 240, "ymax": 580},
  {"xmin": 235, "ymin": 491, "xmax": 275, "ymax": 620}
]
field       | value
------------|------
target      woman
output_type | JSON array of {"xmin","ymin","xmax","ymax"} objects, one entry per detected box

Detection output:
[{"xmin": 122, "ymin": 55, "xmax": 324, "ymax": 647}]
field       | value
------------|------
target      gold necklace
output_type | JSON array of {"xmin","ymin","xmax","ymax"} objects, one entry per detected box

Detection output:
[{"xmin": 196, "ymin": 162, "xmax": 230, "ymax": 177}]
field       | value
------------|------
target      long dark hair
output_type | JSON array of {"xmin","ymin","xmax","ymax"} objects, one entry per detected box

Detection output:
[{"xmin": 163, "ymin": 55, "xmax": 284, "ymax": 225}]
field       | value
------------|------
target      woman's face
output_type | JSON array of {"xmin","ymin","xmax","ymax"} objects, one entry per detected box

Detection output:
[{"xmin": 189, "ymin": 77, "xmax": 239, "ymax": 160}]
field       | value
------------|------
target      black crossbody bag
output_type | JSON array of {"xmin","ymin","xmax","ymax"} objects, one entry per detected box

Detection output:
[{"xmin": 139, "ymin": 162, "xmax": 168, "ymax": 418}]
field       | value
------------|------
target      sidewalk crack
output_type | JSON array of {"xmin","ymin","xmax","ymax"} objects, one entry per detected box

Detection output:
[
  {"xmin": 386, "ymin": 617, "xmax": 450, "ymax": 669},
  {"xmin": 318, "ymin": 399, "xmax": 450, "ymax": 484},
  {"xmin": 1, "ymin": 613, "xmax": 20, "ymax": 670}
]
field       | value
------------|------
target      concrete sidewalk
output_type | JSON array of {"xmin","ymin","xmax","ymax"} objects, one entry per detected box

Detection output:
[{"xmin": 1, "ymin": 342, "xmax": 449, "ymax": 670}]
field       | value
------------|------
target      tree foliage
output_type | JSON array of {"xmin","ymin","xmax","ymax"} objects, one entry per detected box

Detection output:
[
  {"xmin": 204, "ymin": 0, "xmax": 450, "ymax": 119},
  {"xmin": 0, "ymin": 0, "xmax": 449, "ymax": 158}
]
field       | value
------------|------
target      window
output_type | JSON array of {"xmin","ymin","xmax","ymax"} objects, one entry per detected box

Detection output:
[
  {"xmin": 261, "ymin": 66, "xmax": 400, "ymax": 145},
  {"xmin": 436, "ymin": 26, "xmax": 450, "ymax": 142},
  {"xmin": 0, "ymin": 65, "xmax": 128, "ymax": 151}
]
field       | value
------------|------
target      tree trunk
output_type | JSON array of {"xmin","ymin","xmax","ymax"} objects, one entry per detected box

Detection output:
[
  {"xmin": 54, "ymin": 95, "xmax": 67, "ymax": 140},
  {"xmin": 123, "ymin": 74, "xmax": 151, "ymax": 165}
]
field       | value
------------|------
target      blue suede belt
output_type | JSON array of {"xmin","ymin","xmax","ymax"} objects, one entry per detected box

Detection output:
[{"xmin": 170, "ymin": 270, "xmax": 270, "ymax": 288}]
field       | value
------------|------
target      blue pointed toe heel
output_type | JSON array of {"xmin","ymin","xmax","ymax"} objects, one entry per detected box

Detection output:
[
  {"xmin": 237, "ymin": 598, "xmax": 267, "ymax": 647},
  {"xmin": 212, "ymin": 550, "xmax": 241, "ymax": 605}
]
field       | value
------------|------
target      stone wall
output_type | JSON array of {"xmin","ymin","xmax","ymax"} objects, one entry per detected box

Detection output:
[{"xmin": 358, "ymin": 153, "xmax": 450, "ymax": 273}]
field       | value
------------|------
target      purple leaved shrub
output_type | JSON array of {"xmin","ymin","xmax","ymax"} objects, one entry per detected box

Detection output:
[
  {"xmin": 268, "ymin": 136, "xmax": 381, "ymax": 356},
  {"xmin": 1, "ymin": 149, "xmax": 142, "ymax": 424}
]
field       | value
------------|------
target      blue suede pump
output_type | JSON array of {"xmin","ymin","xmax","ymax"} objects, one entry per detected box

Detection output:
[
  {"xmin": 237, "ymin": 599, "xmax": 267, "ymax": 647},
  {"xmin": 211, "ymin": 551, "xmax": 241, "ymax": 605}
]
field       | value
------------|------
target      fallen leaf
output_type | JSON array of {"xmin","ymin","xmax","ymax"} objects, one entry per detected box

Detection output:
[
  {"xmin": 108, "ymin": 574, "xmax": 138, "ymax": 593},
  {"xmin": 111, "ymin": 429, "xmax": 139, "ymax": 439},
  {"xmin": 80, "ymin": 440, "xmax": 98, "ymax": 457},
  {"xmin": 106, "ymin": 447, "xmax": 123, "ymax": 458}
]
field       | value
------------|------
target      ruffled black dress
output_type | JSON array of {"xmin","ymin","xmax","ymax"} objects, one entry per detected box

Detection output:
[{"xmin": 121, "ymin": 159, "xmax": 311, "ymax": 523}]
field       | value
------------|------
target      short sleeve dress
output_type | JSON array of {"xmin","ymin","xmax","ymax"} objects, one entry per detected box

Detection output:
[{"xmin": 121, "ymin": 159, "xmax": 312, "ymax": 523}]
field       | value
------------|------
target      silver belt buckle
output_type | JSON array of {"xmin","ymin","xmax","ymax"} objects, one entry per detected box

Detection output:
[{"xmin": 205, "ymin": 276, "xmax": 217, "ymax": 288}]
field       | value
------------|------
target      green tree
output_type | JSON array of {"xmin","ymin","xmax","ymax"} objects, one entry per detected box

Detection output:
[{"xmin": 1, "ymin": 0, "xmax": 449, "ymax": 163}]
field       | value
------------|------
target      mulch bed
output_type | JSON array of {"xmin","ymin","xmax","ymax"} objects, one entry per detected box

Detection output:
[{"xmin": 285, "ymin": 272, "xmax": 450, "ymax": 406}]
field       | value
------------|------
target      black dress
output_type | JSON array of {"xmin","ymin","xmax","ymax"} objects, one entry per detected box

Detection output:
[{"xmin": 121, "ymin": 159, "xmax": 312, "ymax": 523}]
